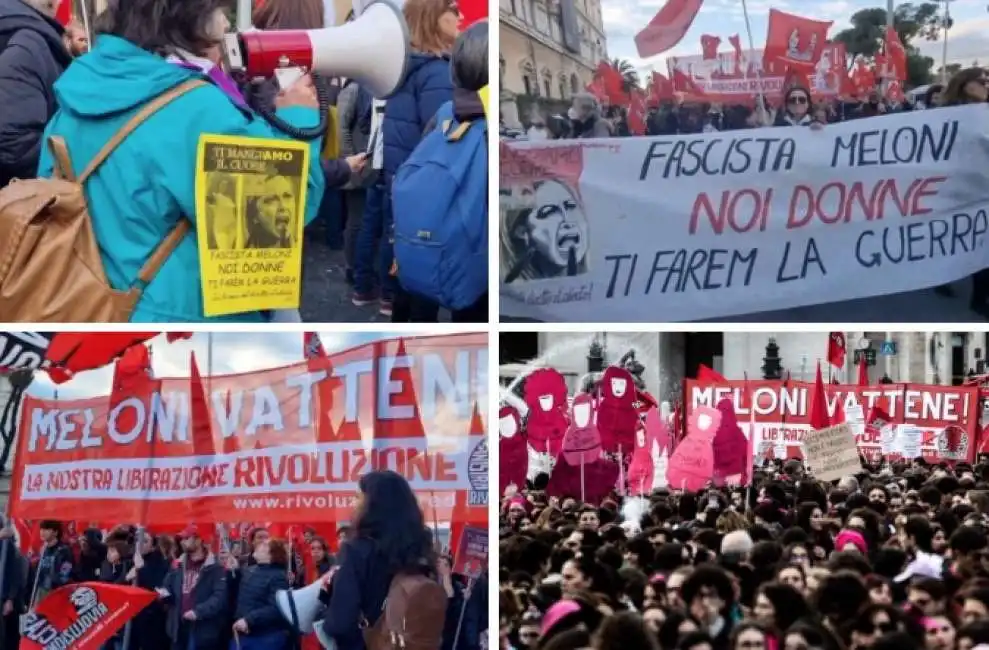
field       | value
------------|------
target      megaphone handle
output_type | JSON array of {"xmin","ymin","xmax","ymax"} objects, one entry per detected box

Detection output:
[{"xmin": 233, "ymin": 630, "xmax": 241, "ymax": 650}]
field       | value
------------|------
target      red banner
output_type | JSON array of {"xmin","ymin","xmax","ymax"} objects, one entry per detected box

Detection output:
[
  {"xmin": 667, "ymin": 42, "xmax": 847, "ymax": 105},
  {"xmin": 684, "ymin": 380, "xmax": 980, "ymax": 463},
  {"xmin": 20, "ymin": 582, "xmax": 156, "ymax": 650},
  {"xmin": 10, "ymin": 334, "xmax": 488, "ymax": 525}
]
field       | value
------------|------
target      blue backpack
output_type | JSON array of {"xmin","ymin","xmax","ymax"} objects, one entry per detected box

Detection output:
[{"xmin": 392, "ymin": 101, "xmax": 488, "ymax": 311}]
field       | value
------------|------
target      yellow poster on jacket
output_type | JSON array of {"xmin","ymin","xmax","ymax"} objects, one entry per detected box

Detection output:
[{"xmin": 194, "ymin": 134, "xmax": 309, "ymax": 316}]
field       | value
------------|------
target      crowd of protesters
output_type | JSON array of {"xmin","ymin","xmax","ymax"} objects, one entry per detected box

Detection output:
[
  {"xmin": 502, "ymin": 66, "xmax": 988, "ymax": 141},
  {"xmin": 0, "ymin": 0, "xmax": 488, "ymax": 323},
  {"xmin": 498, "ymin": 457, "xmax": 989, "ymax": 650},
  {"xmin": 0, "ymin": 470, "xmax": 488, "ymax": 650}
]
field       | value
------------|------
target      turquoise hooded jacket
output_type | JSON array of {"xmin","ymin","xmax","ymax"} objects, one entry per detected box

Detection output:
[{"xmin": 37, "ymin": 35, "xmax": 326, "ymax": 322}]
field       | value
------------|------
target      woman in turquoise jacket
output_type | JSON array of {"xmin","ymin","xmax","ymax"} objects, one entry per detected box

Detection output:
[{"xmin": 36, "ymin": 0, "xmax": 326, "ymax": 322}]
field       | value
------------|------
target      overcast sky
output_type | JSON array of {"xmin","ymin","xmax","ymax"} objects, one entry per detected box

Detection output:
[
  {"xmin": 606, "ymin": 0, "xmax": 989, "ymax": 75},
  {"xmin": 25, "ymin": 332, "xmax": 419, "ymax": 399}
]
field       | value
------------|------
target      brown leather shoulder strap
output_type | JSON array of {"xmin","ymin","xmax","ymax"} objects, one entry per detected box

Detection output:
[
  {"xmin": 47, "ymin": 137, "xmax": 76, "ymax": 181},
  {"xmin": 79, "ymin": 79, "xmax": 209, "ymax": 184},
  {"xmin": 134, "ymin": 219, "xmax": 191, "ymax": 288}
]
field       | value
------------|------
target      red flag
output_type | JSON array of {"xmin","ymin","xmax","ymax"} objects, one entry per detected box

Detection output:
[
  {"xmin": 883, "ymin": 26, "xmax": 907, "ymax": 81},
  {"xmin": 304, "ymin": 332, "xmax": 344, "ymax": 442},
  {"xmin": 885, "ymin": 79, "xmax": 905, "ymax": 103},
  {"xmin": 650, "ymin": 71, "xmax": 675, "ymax": 103},
  {"xmin": 20, "ymin": 583, "xmax": 156, "ymax": 650},
  {"xmin": 586, "ymin": 78, "xmax": 608, "ymax": 104},
  {"xmin": 189, "ymin": 353, "xmax": 215, "ymax": 458},
  {"xmin": 627, "ymin": 90, "xmax": 647, "ymax": 135},
  {"xmin": 728, "ymin": 34, "xmax": 743, "ymax": 72},
  {"xmin": 700, "ymin": 34, "xmax": 721, "ymax": 60},
  {"xmin": 782, "ymin": 66, "xmax": 813, "ymax": 95},
  {"xmin": 671, "ymin": 68, "xmax": 707, "ymax": 99},
  {"xmin": 54, "ymin": 0, "xmax": 71, "ymax": 25},
  {"xmin": 851, "ymin": 58, "xmax": 875, "ymax": 95},
  {"xmin": 827, "ymin": 332, "xmax": 846, "ymax": 368},
  {"xmin": 763, "ymin": 9, "xmax": 832, "ymax": 72},
  {"xmin": 634, "ymin": 0, "xmax": 705, "ymax": 58},
  {"xmin": 809, "ymin": 362, "xmax": 830, "ymax": 430},
  {"xmin": 112, "ymin": 343, "xmax": 152, "ymax": 390},
  {"xmin": 458, "ymin": 0, "xmax": 486, "ymax": 28},
  {"xmin": 166, "ymin": 332, "xmax": 193, "ymax": 343},
  {"xmin": 857, "ymin": 355, "xmax": 869, "ymax": 387},
  {"xmin": 46, "ymin": 333, "xmax": 159, "ymax": 383},
  {"xmin": 695, "ymin": 363, "xmax": 726, "ymax": 383},
  {"xmin": 595, "ymin": 61, "xmax": 626, "ymax": 106}
]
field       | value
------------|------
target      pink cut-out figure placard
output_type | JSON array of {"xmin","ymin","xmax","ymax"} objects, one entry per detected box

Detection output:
[
  {"xmin": 523, "ymin": 368, "xmax": 568, "ymax": 455},
  {"xmin": 597, "ymin": 366, "xmax": 637, "ymax": 455},
  {"xmin": 561, "ymin": 393, "xmax": 602, "ymax": 466},
  {"xmin": 667, "ymin": 404, "xmax": 721, "ymax": 492},
  {"xmin": 499, "ymin": 405, "xmax": 528, "ymax": 494}
]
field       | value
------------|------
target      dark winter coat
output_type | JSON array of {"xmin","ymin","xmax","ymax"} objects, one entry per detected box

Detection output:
[
  {"xmin": 27, "ymin": 541, "xmax": 74, "ymax": 606},
  {"xmin": 233, "ymin": 563, "xmax": 290, "ymax": 636},
  {"xmin": 0, "ymin": 0, "xmax": 72, "ymax": 187},
  {"xmin": 0, "ymin": 537, "xmax": 24, "ymax": 608},
  {"xmin": 382, "ymin": 52, "xmax": 454, "ymax": 176},
  {"xmin": 318, "ymin": 536, "xmax": 433, "ymax": 650},
  {"xmin": 76, "ymin": 529, "xmax": 106, "ymax": 582},
  {"xmin": 161, "ymin": 553, "xmax": 227, "ymax": 649}
]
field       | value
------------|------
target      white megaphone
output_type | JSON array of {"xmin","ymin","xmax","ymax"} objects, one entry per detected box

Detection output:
[
  {"xmin": 222, "ymin": 0, "xmax": 410, "ymax": 98},
  {"xmin": 275, "ymin": 581, "xmax": 326, "ymax": 635}
]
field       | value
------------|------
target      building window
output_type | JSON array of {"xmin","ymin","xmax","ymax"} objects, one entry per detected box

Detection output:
[
  {"xmin": 544, "ymin": 78, "xmax": 552, "ymax": 97},
  {"xmin": 500, "ymin": 56, "xmax": 506, "ymax": 89},
  {"xmin": 559, "ymin": 76, "xmax": 567, "ymax": 99},
  {"xmin": 510, "ymin": 0, "xmax": 516, "ymax": 13},
  {"xmin": 571, "ymin": 73, "xmax": 580, "ymax": 93},
  {"xmin": 521, "ymin": 61, "xmax": 537, "ymax": 96}
]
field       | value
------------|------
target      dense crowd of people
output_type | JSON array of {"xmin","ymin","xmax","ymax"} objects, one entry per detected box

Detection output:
[
  {"xmin": 501, "ymin": 66, "xmax": 987, "ymax": 141},
  {"xmin": 0, "ymin": 470, "xmax": 488, "ymax": 650},
  {"xmin": 498, "ymin": 457, "xmax": 989, "ymax": 650},
  {"xmin": 0, "ymin": 0, "xmax": 488, "ymax": 323}
]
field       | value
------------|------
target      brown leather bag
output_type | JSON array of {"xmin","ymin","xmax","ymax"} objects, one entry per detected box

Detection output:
[
  {"xmin": 363, "ymin": 573, "xmax": 448, "ymax": 650},
  {"xmin": 0, "ymin": 79, "xmax": 206, "ymax": 323}
]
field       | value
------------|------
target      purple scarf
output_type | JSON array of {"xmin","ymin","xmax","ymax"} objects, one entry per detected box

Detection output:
[{"xmin": 173, "ymin": 60, "xmax": 249, "ymax": 111}]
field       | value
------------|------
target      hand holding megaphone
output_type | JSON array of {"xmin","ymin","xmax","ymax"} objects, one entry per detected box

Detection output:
[{"xmin": 275, "ymin": 75, "xmax": 318, "ymax": 110}]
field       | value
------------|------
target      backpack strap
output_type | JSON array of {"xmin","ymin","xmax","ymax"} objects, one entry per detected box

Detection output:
[
  {"xmin": 78, "ymin": 78, "xmax": 208, "ymax": 184},
  {"xmin": 48, "ymin": 78, "xmax": 207, "ymax": 298}
]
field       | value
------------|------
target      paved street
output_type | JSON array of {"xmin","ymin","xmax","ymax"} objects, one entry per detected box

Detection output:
[{"xmin": 300, "ymin": 226, "xmax": 450, "ymax": 323}]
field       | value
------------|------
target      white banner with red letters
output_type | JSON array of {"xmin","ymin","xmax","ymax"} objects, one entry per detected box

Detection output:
[{"xmin": 684, "ymin": 379, "xmax": 980, "ymax": 463}]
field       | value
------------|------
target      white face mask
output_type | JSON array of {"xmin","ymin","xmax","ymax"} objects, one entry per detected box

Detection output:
[
  {"xmin": 573, "ymin": 402, "xmax": 591, "ymax": 428},
  {"xmin": 610, "ymin": 377, "xmax": 627, "ymax": 398},
  {"xmin": 499, "ymin": 414, "xmax": 518, "ymax": 438}
]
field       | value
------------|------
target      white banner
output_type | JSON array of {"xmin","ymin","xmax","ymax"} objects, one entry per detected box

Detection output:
[{"xmin": 499, "ymin": 105, "xmax": 989, "ymax": 322}]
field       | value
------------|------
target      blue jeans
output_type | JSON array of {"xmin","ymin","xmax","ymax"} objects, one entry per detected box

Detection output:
[
  {"xmin": 354, "ymin": 181, "xmax": 393, "ymax": 297},
  {"xmin": 319, "ymin": 187, "xmax": 344, "ymax": 250}
]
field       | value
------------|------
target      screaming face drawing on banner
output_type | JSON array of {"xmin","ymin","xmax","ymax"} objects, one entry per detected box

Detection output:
[{"xmin": 501, "ymin": 178, "xmax": 590, "ymax": 283}]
